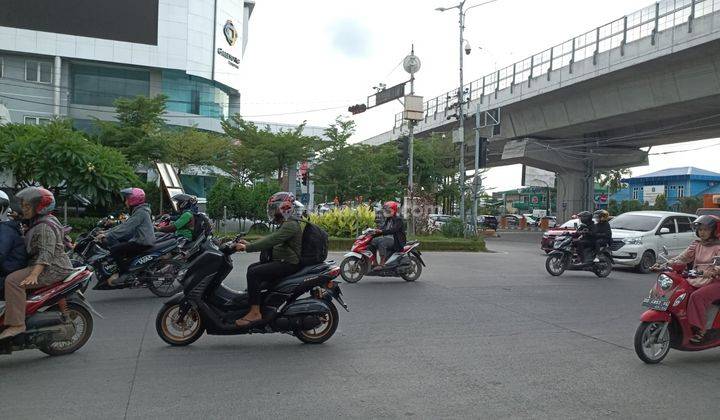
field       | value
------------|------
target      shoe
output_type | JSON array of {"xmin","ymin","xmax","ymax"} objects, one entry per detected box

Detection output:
[
  {"xmin": 106, "ymin": 272, "xmax": 119, "ymax": 286},
  {"xmin": 593, "ymin": 257, "xmax": 600, "ymax": 263},
  {"xmin": 0, "ymin": 325, "xmax": 26, "ymax": 340}
]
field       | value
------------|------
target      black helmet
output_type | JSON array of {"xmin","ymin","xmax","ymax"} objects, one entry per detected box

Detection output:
[
  {"xmin": 172, "ymin": 193, "xmax": 198, "ymax": 212},
  {"xmin": 692, "ymin": 215, "xmax": 720, "ymax": 239},
  {"xmin": 577, "ymin": 211, "xmax": 593, "ymax": 225}
]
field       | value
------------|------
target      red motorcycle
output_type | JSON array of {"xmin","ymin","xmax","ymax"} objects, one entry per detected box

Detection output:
[
  {"xmin": 339, "ymin": 228, "xmax": 424, "ymax": 283},
  {"xmin": 634, "ymin": 249, "xmax": 720, "ymax": 364},
  {"xmin": 0, "ymin": 267, "xmax": 97, "ymax": 356}
]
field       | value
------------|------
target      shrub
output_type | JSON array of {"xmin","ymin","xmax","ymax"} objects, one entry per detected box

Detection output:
[
  {"xmin": 441, "ymin": 217, "xmax": 465, "ymax": 238},
  {"xmin": 309, "ymin": 206, "xmax": 375, "ymax": 238},
  {"xmin": 65, "ymin": 217, "xmax": 99, "ymax": 234}
]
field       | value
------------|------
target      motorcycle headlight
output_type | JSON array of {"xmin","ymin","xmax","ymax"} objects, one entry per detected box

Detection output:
[
  {"xmin": 657, "ymin": 274, "xmax": 674, "ymax": 291},
  {"xmin": 624, "ymin": 237, "xmax": 643, "ymax": 245}
]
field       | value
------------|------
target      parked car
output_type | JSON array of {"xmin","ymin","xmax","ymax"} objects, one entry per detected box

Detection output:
[
  {"xmin": 428, "ymin": 214, "xmax": 453, "ymax": 231},
  {"xmin": 541, "ymin": 218, "xmax": 579, "ymax": 253},
  {"xmin": 696, "ymin": 208, "xmax": 720, "ymax": 217},
  {"xmin": 522, "ymin": 214, "xmax": 539, "ymax": 227},
  {"xmin": 478, "ymin": 215, "xmax": 498, "ymax": 230},
  {"xmin": 539, "ymin": 216, "xmax": 557, "ymax": 228},
  {"xmin": 503, "ymin": 214, "xmax": 522, "ymax": 227},
  {"xmin": 610, "ymin": 211, "xmax": 697, "ymax": 273}
]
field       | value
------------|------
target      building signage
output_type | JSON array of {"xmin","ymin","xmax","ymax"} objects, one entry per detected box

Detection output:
[
  {"xmin": 214, "ymin": 0, "xmax": 244, "ymax": 89},
  {"xmin": 643, "ymin": 185, "xmax": 665, "ymax": 206}
]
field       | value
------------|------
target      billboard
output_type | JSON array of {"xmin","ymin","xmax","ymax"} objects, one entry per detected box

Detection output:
[
  {"xmin": 522, "ymin": 165, "xmax": 556, "ymax": 189},
  {"xmin": 213, "ymin": 0, "xmax": 245, "ymax": 89},
  {"xmin": 0, "ymin": 0, "xmax": 159, "ymax": 45},
  {"xmin": 643, "ymin": 185, "xmax": 665, "ymax": 206}
]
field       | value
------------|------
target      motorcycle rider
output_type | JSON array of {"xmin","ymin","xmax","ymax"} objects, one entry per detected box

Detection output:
[
  {"xmin": 591, "ymin": 209, "xmax": 613, "ymax": 262},
  {"xmin": 574, "ymin": 211, "xmax": 596, "ymax": 264},
  {"xmin": 0, "ymin": 191, "xmax": 28, "ymax": 295},
  {"xmin": 155, "ymin": 193, "xmax": 198, "ymax": 240},
  {"xmin": 233, "ymin": 192, "xmax": 303, "ymax": 327},
  {"xmin": 656, "ymin": 215, "xmax": 720, "ymax": 343},
  {"xmin": 96, "ymin": 188, "xmax": 155, "ymax": 286},
  {"xmin": 371, "ymin": 201, "xmax": 406, "ymax": 267},
  {"xmin": 1, "ymin": 187, "xmax": 74, "ymax": 339}
]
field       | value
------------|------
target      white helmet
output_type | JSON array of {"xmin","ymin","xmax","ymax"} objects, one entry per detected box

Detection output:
[{"xmin": 0, "ymin": 190, "xmax": 10, "ymax": 222}]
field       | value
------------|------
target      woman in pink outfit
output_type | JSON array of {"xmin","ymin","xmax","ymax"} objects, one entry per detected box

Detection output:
[{"xmin": 665, "ymin": 215, "xmax": 720, "ymax": 343}]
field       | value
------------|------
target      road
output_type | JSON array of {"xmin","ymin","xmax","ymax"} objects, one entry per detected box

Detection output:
[{"xmin": 2, "ymin": 232, "xmax": 720, "ymax": 419}]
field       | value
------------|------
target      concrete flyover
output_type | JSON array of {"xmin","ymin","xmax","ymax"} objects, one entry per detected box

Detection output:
[{"xmin": 362, "ymin": 0, "xmax": 720, "ymax": 218}]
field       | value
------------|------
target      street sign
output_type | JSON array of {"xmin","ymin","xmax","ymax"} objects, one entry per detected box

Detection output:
[{"xmin": 371, "ymin": 82, "xmax": 407, "ymax": 107}]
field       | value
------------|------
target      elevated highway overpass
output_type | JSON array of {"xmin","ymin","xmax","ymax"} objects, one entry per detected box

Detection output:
[{"xmin": 362, "ymin": 0, "xmax": 720, "ymax": 217}]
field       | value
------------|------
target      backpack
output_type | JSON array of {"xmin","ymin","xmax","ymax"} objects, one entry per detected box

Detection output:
[
  {"xmin": 297, "ymin": 220, "xmax": 328, "ymax": 266},
  {"xmin": 191, "ymin": 212, "xmax": 213, "ymax": 240}
]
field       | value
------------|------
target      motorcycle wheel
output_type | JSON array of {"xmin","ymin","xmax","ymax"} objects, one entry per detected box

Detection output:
[
  {"xmin": 39, "ymin": 303, "xmax": 94, "ymax": 356},
  {"xmin": 295, "ymin": 302, "xmax": 339, "ymax": 344},
  {"xmin": 545, "ymin": 254, "xmax": 568, "ymax": 276},
  {"xmin": 634, "ymin": 321, "xmax": 670, "ymax": 364},
  {"xmin": 147, "ymin": 261, "xmax": 184, "ymax": 297},
  {"xmin": 400, "ymin": 255, "xmax": 423, "ymax": 282},
  {"xmin": 593, "ymin": 254, "xmax": 613, "ymax": 278},
  {"xmin": 340, "ymin": 256, "xmax": 366, "ymax": 283},
  {"xmin": 156, "ymin": 303, "xmax": 204, "ymax": 346}
]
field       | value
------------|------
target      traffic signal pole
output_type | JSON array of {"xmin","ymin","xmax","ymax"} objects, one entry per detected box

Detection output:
[{"xmin": 408, "ymin": 56, "xmax": 416, "ymax": 237}]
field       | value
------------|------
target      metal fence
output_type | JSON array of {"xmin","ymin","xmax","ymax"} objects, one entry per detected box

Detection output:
[{"xmin": 394, "ymin": 0, "xmax": 720, "ymax": 130}]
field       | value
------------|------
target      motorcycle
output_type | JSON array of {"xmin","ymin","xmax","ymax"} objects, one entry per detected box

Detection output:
[
  {"xmin": 634, "ymin": 248, "xmax": 720, "ymax": 364},
  {"xmin": 544, "ymin": 228, "xmax": 621, "ymax": 277},
  {"xmin": 155, "ymin": 237, "xmax": 348, "ymax": 346},
  {"xmin": 339, "ymin": 228, "xmax": 424, "ymax": 283},
  {"xmin": 0, "ymin": 267, "xmax": 97, "ymax": 356},
  {"xmin": 72, "ymin": 229, "xmax": 184, "ymax": 297}
]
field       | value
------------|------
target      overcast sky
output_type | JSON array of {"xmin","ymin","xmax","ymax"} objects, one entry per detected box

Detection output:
[{"xmin": 238, "ymin": 0, "xmax": 720, "ymax": 192}]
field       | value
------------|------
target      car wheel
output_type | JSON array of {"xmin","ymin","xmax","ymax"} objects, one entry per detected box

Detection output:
[{"xmin": 636, "ymin": 250, "xmax": 656, "ymax": 274}]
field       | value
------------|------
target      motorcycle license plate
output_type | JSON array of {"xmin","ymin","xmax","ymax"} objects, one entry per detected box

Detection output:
[{"xmin": 642, "ymin": 297, "xmax": 669, "ymax": 311}]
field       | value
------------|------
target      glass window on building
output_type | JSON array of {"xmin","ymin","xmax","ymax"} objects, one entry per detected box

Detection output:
[
  {"xmin": 26, "ymin": 60, "xmax": 52, "ymax": 83},
  {"xmin": 70, "ymin": 63, "xmax": 150, "ymax": 107},
  {"xmin": 180, "ymin": 174, "xmax": 217, "ymax": 200},
  {"xmin": 632, "ymin": 187, "xmax": 639, "ymax": 200},
  {"xmin": 24, "ymin": 116, "xmax": 51, "ymax": 125},
  {"xmin": 677, "ymin": 185, "xmax": 685, "ymax": 198},
  {"xmin": 162, "ymin": 70, "xmax": 230, "ymax": 118}
]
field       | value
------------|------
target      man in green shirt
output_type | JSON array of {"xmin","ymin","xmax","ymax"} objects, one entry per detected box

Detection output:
[
  {"xmin": 234, "ymin": 192, "xmax": 302, "ymax": 327},
  {"xmin": 156, "ymin": 194, "xmax": 197, "ymax": 241}
]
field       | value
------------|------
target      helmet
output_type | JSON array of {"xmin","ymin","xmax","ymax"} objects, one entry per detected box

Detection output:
[
  {"xmin": 593, "ymin": 209, "xmax": 610, "ymax": 222},
  {"xmin": 16, "ymin": 187, "xmax": 56, "ymax": 217},
  {"xmin": 577, "ymin": 211, "xmax": 593, "ymax": 225},
  {"xmin": 120, "ymin": 188, "xmax": 146, "ymax": 207},
  {"xmin": 383, "ymin": 201, "xmax": 399, "ymax": 217},
  {"xmin": 267, "ymin": 192, "xmax": 297, "ymax": 222},
  {"xmin": 172, "ymin": 193, "xmax": 198, "ymax": 212},
  {"xmin": 0, "ymin": 190, "xmax": 10, "ymax": 221},
  {"xmin": 692, "ymin": 215, "xmax": 720, "ymax": 239}
]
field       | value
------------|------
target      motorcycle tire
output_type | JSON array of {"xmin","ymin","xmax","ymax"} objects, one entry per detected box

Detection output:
[
  {"xmin": 634, "ymin": 321, "xmax": 670, "ymax": 364},
  {"xmin": 400, "ymin": 255, "xmax": 423, "ymax": 282},
  {"xmin": 340, "ymin": 256, "xmax": 366, "ymax": 283},
  {"xmin": 156, "ymin": 303, "xmax": 204, "ymax": 346},
  {"xmin": 545, "ymin": 254, "xmax": 568, "ymax": 276},
  {"xmin": 295, "ymin": 302, "xmax": 339, "ymax": 344},
  {"xmin": 39, "ymin": 303, "xmax": 94, "ymax": 356},
  {"xmin": 147, "ymin": 260, "xmax": 184, "ymax": 297},
  {"xmin": 593, "ymin": 254, "xmax": 613, "ymax": 278}
]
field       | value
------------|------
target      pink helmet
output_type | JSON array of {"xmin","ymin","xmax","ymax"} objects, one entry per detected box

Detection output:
[
  {"xmin": 16, "ymin": 187, "xmax": 56, "ymax": 216},
  {"xmin": 120, "ymin": 188, "xmax": 146, "ymax": 207}
]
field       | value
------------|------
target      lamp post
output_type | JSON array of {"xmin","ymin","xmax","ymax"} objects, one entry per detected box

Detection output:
[{"xmin": 436, "ymin": 0, "xmax": 498, "ymax": 234}]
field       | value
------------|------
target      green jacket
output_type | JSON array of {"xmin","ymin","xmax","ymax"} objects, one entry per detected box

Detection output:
[
  {"xmin": 245, "ymin": 220, "xmax": 302, "ymax": 264},
  {"xmin": 172, "ymin": 211, "xmax": 194, "ymax": 240}
]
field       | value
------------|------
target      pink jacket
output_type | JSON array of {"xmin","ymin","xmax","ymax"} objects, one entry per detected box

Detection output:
[{"xmin": 670, "ymin": 240, "xmax": 720, "ymax": 287}]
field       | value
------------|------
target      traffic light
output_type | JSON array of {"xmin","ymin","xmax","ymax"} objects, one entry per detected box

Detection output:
[
  {"xmin": 301, "ymin": 172, "xmax": 308, "ymax": 185},
  {"xmin": 396, "ymin": 136, "xmax": 409, "ymax": 170},
  {"xmin": 348, "ymin": 104, "xmax": 367, "ymax": 115}
]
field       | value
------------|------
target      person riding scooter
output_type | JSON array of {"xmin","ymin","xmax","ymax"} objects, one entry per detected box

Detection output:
[
  {"xmin": 0, "ymin": 191, "xmax": 28, "ymax": 296},
  {"xmin": 96, "ymin": 188, "xmax": 155, "ymax": 286},
  {"xmin": 654, "ymin": 215, "xmax": 720, "ymax": 344},
  {"xmin": 371, "ymin": 201, "xmax": 406, "ymax": 267},
  {"xmin": 233, "ymin": 192, "xmax": 303, "ymax": 327},
  {"xmin": 155, "ymin": 193, "xmax": 198, "ymax": 241},
  {"xmin": 574, "ymin": 211, "xmax": 596, "ymax": 264},
  {"xmin": 592, "ymin": 209, "xmax": 613, "ymax": 263}
]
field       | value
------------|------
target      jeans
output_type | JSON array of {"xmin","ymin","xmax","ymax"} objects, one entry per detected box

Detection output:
[{"xmin": 371, "ymin": 236, "xmax": 396, "ymax": 261}]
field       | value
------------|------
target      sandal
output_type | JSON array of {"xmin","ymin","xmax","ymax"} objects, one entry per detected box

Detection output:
[
  {"xmin": 235, "ymin": 317, "xmax": 262, "ymax": 328},
  {"xmin": 690, "ymin": 330, "xmax": 706, "ymax": 344}
]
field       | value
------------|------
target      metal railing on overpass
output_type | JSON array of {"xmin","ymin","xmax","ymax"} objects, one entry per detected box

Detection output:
[{"xmin": 394, "ymin": 0, "xmax": 720, "ymax": 130}]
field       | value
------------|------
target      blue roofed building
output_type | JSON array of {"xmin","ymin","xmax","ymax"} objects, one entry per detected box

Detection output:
[{"xmin": 613, "ymin": 167, "xmax": 720, "ymax": 209}]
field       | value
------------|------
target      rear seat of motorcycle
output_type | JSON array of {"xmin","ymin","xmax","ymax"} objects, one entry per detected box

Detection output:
[{"xmin": 259, "ymin": 264, "xmax": 330, "ymax": 291}]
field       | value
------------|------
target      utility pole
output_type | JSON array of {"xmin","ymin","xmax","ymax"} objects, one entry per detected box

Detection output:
[
  {"xmin": 408, "ymin": 46, "xmax": 416, "ymax": 236},
  {"xmin": 457, "ymin": 2, "xmax": 466, "ymax": 235}
]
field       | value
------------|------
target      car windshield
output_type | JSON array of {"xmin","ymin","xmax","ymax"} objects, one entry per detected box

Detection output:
[{"xmin": 609, "ymin": 214, "xmax": 662, "ymax": 232}]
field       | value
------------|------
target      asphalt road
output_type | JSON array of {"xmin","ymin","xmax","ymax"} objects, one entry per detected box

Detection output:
[{"xmin": 2, "ymin": 232, "xmax": 720, "ymax": 419}]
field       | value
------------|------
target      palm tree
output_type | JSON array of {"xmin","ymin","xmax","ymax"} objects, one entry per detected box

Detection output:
[{"xmin": 596, "ymin": 169, "xmax": 632, "ymax": 194}]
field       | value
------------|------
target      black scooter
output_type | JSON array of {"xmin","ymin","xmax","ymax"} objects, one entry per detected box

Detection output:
[
  {"xmin": 545, "ymin": 229, "xmax": 623, "ymax": 278},
  {"xmin": 155, "ymin": 238, "xmax": 348, "ymax": 346}
]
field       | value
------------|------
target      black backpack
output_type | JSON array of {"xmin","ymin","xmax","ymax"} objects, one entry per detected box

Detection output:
[
  {"xmin": 297, "ymin": 220, "xmax": 328, "ymax": 266},
  {"xmin": 192, "ymin": 212, "xmax": 213, "ymax": 240}
]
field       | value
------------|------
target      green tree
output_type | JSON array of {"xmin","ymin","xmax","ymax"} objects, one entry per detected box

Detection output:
[
  {"xmin": 653, "ymin": 194, "xmax": 668, "ymax": 211},
  {"xmin": 164, "ymin": 127, "xmax": 232, "ymax": 176},
  {"xmin": 95, "ymin": 95, "xmax": 169, "ymax": 166},
  {"xmin": 678, "ymin": 196, "xmax": 702, "ymax": 214},
  {"xmin": 0, "ymin": 121, "xmax": 138, "ymax": 207},
  {"xmin": 595, "ymin": 168, "xmax": 632, "ymax": 194}
]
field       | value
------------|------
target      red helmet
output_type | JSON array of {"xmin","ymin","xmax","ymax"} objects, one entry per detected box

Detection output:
[
  {"xmin": 693, "ymin": 215, "xmax": 720, "ymax": 239},
  {"xmin": 120, "ymin": 188, "xmax": 146, "ymax": 207},
  {"xmin": 383, "ymin": 201, "xmax": 399, "ymax": 217},
  {"xmin": 16, "ymin": 187, "xmax": 56, "ymax": 216},
  {"xmin": 267, "ymin": 192, "xmax": 296, "ymax": 222}
]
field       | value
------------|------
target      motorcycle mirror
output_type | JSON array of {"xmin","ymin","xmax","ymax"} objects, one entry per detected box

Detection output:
[{"xmin": 662, "ymin": 246, "xmax": 669, "ymax": 256}]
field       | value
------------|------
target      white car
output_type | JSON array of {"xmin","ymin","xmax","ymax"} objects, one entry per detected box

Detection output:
[{"xmin": 610, "ymin": 211, "xmax": 697, "ymax": 273}]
